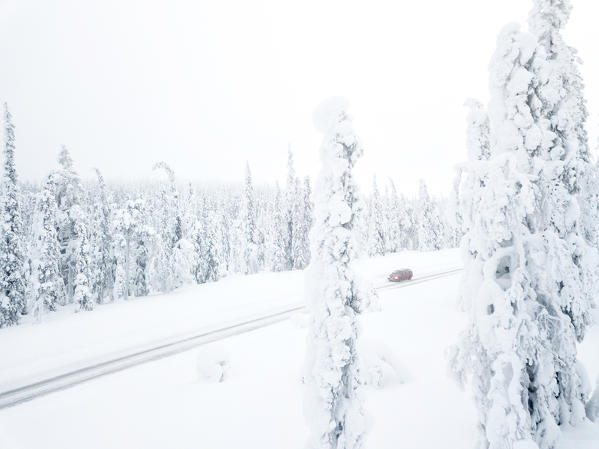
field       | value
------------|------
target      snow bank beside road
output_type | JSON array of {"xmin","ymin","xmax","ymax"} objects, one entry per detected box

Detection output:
[
  {"xmin": 1, "ymin": 254, "xmax": 597, "ymax": 449},
  {"xmin": 0, "ymin": 249, "xmax": 460, "ymax": 392}
]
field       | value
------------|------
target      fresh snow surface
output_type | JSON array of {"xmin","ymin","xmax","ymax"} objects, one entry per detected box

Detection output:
[
  {"xmin": 1, "ymin": 248, "xmax": 597, "ymax": 448},
  {"xmin": 0, "ymin": 249, "xmax": 460, "ymax": 391}
]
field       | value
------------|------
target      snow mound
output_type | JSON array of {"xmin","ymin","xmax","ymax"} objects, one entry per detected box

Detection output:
[
  {"xmin": 587, "ymin": 376, "xmax": 599, "ymax": 422},
  {"xmin": 196, "ymin": 345, "xmax": 230, "ymax": 383},
  {"xmin": 360, "ymin": 340, "xmax": 409, "ymax": 388},
  {"xmin": 313, "ymin": 96, "xmax": 349, "ymax": 133}
]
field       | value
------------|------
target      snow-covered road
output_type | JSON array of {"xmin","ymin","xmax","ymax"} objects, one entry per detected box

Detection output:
[
  {"xmin": 0, "ymin": 272, "xmax": 470, "ymax": 449},
  {"xmin": 1, "ymin": 251, "xmax": 597, "ymax": 449},
  {"xmin": 0, "ymin": 266, "xmax": 462, "ymax": 408},
  {"xmin": 0, "ymin": 250, "xmax": 461, "ymax": 394}
]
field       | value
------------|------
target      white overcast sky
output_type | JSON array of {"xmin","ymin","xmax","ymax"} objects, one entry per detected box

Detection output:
[{"xmin": 1, "ymin": 0, "xmax": 598, "ymax": 196}]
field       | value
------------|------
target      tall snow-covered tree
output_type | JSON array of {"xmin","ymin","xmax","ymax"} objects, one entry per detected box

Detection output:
[
  {"xmin": 0, "ymin": 103, "xmax": 26, "ymax": 326},
  {"xmin": 451, "ymin": 26, "xmax": 544, "ymax": 449},
  {"xmin": 33, "ymin": 174, "xmax": 66, "ymax": 318},
  {"xmin": 53, "ymin": 146, "xmax": 84, "ymax": 303},
  {"xmin": 528, "ymin": 0, "xmax": 598, "ymax": 340},
  {"xmin": 90, "ymin": 168, "xmax": 115, "ymax": 303},
  {"xmin": 71, "ymin": 205, "xmax": 93, "ymax": 311},
  {"xmin": 298, "ymin": 176, "xmax": 313, "ymax": 267},
  {"xmin": 192, "ymin": 202, "xmax": 221, "ymax": 284},
  {"xmin": 451, "ymin": 22, "xmax": 596, "ymax": 449},
  {"xmin": 305, "ymin": 97, "xmax": 367, "ymax": 449},
  {"xmin": 113, "ymin": 199, "xmax": 148, "ymax": 300},
  {"xmin": 239, "ymin": 162, "xmax": 259, "ymax": 274},
  {"xmin": 150, "ymin": 161, "xmax": 188, "ymax": 292},
  {"xmin": 217, "ymin": 198, "xmax": 233, "ymax": 275},
  {"xmin": 292, "ymin": 177, "xmax": 310, "ymax": 269},
  {"xmin": 366, "ymin": 176, "xmax": 385, "ymax": 256},
  {"xmin": 266, "ymin": 183, "xmax": 287, "ymax": 272},
  {"xmin": 284, "ymin": 148, "xmax": 299, "ymax": 270},
  {"xmin": 453, "ymin": 99, "xmax": 491, "ymax": 238},
  {"xmin": 415, "ymin": 180, "xmax": 442, "ymax": 251},
  {"xmin": 385, "ymin": 181, "xmax": 402, "ymax": 252}
]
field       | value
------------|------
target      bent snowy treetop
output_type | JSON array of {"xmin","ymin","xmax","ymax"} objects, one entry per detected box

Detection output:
[{"xmin": 313, "ymin": 97, "xmax": 350, "ymax": 133}]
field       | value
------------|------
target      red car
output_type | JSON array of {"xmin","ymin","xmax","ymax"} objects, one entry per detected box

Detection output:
[{"xmin": 388, "ymin": 269, "xmax": 413, "ymax": 282}]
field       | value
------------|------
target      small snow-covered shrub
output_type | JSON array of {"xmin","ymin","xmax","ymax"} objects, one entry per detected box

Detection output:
[
  {"xmin": 196, "ymin": 346, "xmax": 229, "ymax": 383},
  {"xmin": 360, "ymin": 341, "xmax": 408, "ymax": 389}
]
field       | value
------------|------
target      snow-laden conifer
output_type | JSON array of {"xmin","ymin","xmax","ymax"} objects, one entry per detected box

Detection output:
[
  {"xmin": 305, "ymin": 97, "xmax": 366, "ymax": 449},
  {"xmin": 72, "ymin": 206, "xmax": 93, "ymax": 311},
  {"xmin": 528, "ymin": 0, "xmax": 598, "ymax": 340},
  {"xmin": 367, "ymin": 176, "xmax": 385, "ymax": 256},
  {"xmin": 33, "ymin": 174, "xmax": 66, "ymax": 317},
  {"xmin": 193, "ymin": 202, "xmax": 221, "ymax": 284},
  {"xmin": 453, "ymin": 99, "xmax": 491, "ymax": 241},
  {"xmin": 285, "ymin": 149, "xmax": 298, "ymax": 270},
  {"xmin": 239, "ymin": 162, "xmax": 259, "ymax": 274},
  {"xmin": 300, "ymin": 176, "xmax": 313, "ymax": 264},
  {"xmin": 113, "ymin": 199, "xmax": 148, "ymax": 299},
  {"xmin": 53, "ymin": 146, "xmax": 84, "ymax": 302},
  {"xmin": 0, "ymin": 103, "xmax": 26, "ymax": 325},
  {"xmin": 151, "ymin": 162, "xmax": 188, "ymax": 292},
  {"xmin": 452, "ymin": 21, "xmax": 595, "ymax": 449},
  {"xmin": 91, "ymin": 168, "xmax": 115, "ymax": 303},
  {"xmin": 267, "ymin": 183, "xmax": 287, "ymax": 272},
  {"xmin": 415, "ymin": 180, "xmax": 441, "ymax": 251}
]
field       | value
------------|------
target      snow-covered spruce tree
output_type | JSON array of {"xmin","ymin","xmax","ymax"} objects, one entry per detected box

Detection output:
[
  {"xmin": 91, "ymin": 168, "xmax": 115, "ymax": 303},
  {"xmin": 385, "ymin": 181, "xmax": 402, "ymax": 252},
  {"xmin": 529, "ymin": 0, "xmax": 589, "ymax": 188},
  {"xmin": 71, "ymin": 205, "xmax": 93, "ymax": 311},
  {"xmin": 112, "ymin": 199, "xmax": 145, "ymax": 299},
  {"xmin": 367, "ymin": 176, "xmax": 385, "ymax": 256},
  {"xmin": 131, "ymin": 203, "xmax": 152, "ymax": 297},
  {"xmin": 405, "ymin": 198, "xmax": 419, "ymax": 250},
  {"xmin": 203, "ymin": 210, "xmax": 221, "ymax": 283},
  {"xmin": 54, "ymin": 146, "xmax": 84, "ymax": 303},
  {"xmin": 292, "ymin": 177, "xmax": 310, "ymax": 269},
  {"xmin": 191, "ymin": 217, "xmax": 208, "ymax": 284},
  {"xmin": 218, "ymin": 195, "xmax": 234, "ymax": 275},
  {"xmin": 299, "ymin": 176, "xmax": 313, "ymax": 266},
  {"xmin": 305, "ymin": 98, "xmax": 367, "ymax": 449},
  {"xmin": 239, "ymin": 162, "xmax": 259, "ymax": 274},
  {"xmin": 451, "ymin": 26, "xmax": 542, "ymax": 448},
  {"xmin": 455, "ymin": 100, "xmax": 492, "ymax": 237},
  {"xmin": 451, "ymin": 23, "xmax": 594, "ymax": 449},
  {"xmin": 254, "ymin": 194, "xmax": 267, "ymax": 271},
  {"xmin": 192, "ymin": 202, "xmax": 220, "ymax": 284},
  {"xmin": 528, "ymin": 0, "xmax": 598, "ymax": 340},
  {"xmin": 267, "ymin": 183, "xmax": 287, "ymax": 272},
  {"xmin": 151, "ymin": 162, "xmax": 188, "ymax": 292},
  {"xmin": 439, "ymin": 197, "xmax": 462, "ymax": 249},
  {"xmin": 0, "ymin": 103, "xmax": 26, "ymax": 326},
  {"xmin": 450, "ymin": 99, "xmax": 492, "ymax": 287},
  {"xmin": 33, "ymin": 174, "xmax": 66, "ymax": 317},
  {"xmin": 415, "ymin": 180, "xmax": 441, "ymax": 251},
  {"xmin": 466, "ymin": 99, "xmax": 492, "ymax": 162},
  {"xmin": 284, "ymin": 148, "xmax": 299, "ymax": 270}
]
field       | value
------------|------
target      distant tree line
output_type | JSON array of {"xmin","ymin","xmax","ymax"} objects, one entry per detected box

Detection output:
[{"xmin": 0, "ymin": 106, "xmax": 458, "ymax": 327}]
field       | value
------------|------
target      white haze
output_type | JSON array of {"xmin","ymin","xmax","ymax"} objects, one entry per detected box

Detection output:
[{"xmin": 0, "ymin": 0, "xmax": 598, "ymax": 195}]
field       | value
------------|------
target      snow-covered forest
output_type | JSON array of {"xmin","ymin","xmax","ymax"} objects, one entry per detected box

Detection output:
[
  {"xmin": 0, "ymin": 125, "xmax": 458, "ymax": 326},
  {"xmin": 2, "ymin": 0, "xmax": 599, "ymax": 449}
]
